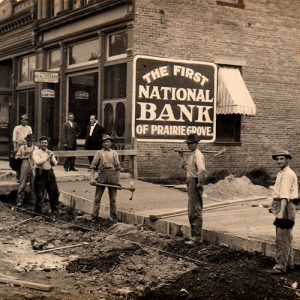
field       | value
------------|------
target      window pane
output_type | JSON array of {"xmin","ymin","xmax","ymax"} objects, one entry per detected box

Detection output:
[
  {"xmin": 28, "ymin": 56, "xmax": 36, "ymax": 81},
  {"xmin": 104, "ymin": 63, "xmax": 127, "ymax": 99},
  {"xmin": 68, "ymin": 72, "xmax": 98, "ymax": 139},
  {"xmin": 48, "ymin": 49, "xmax": 61, "ymax": 69},
  {"xmin": 104, "ymin": 103, "xmax": 113, "ymax": 135},
  {"xmin": 115, "ymin": 102, "xmax": 125, "ymax": 137},
  {"xmin": 68, "ymin": 39, "xmax": 99, "ymax": 65},
  {"xmin": 18, "ymin": 91, "xmax": 27, "ymax": 116},
  {"xmin": 108, "ymin": 31, "xmax": 127, "ymax": 57},
  {"xmin": 20, "ymin": 58, "xmax": 28, "ymax": 82},
  {"xmin": 0, "ymin": 64, "xmax": 11, "ymax": 88},
  {"xmin": 216, "ymin": 114, "xmax": 241, "ymax": 142}
]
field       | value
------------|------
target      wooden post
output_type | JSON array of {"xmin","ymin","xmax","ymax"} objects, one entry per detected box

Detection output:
[{"xmin": 132, "ymin": 137, "xmax": 138, "ymax": 179}]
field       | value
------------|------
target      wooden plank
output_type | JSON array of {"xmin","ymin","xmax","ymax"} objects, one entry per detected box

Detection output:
[
  {"xmin": 149, "ymin": 197, "xmax": 268, "ymax": 220},
  {"xmin": 53, "ymin": 149, "xmax": 137, "ymax": 157},
  {"xmin": 0, "ymin": 273, "xmax": 53, "ymax": 291},
  {"xmin": 36, "ymin": 242, "xmax": 89, "ymax": 254}
]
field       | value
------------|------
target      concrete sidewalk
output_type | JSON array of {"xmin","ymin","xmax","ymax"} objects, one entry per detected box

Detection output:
[{"xmin": 1, "ymin": 159, "xmax": 300, "ymax": 264}]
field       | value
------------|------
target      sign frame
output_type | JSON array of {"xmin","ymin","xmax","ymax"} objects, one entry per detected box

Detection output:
[
  {"xmin": 34, "ymin": 71, "xmax": 59, "ymax": 83},
  {"xmin": 132, "ymin": 55, "xmax": 217, "ymax": 143}
]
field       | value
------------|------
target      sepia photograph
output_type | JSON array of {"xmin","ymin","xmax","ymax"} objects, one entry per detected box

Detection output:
[{"xmin": 0, "ymin": 0, "xmax": 299, "ymax": 299}]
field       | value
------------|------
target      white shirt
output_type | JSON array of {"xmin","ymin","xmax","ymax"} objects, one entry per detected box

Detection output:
[
  {"xmin": 89, "ymin": 123, "xmax": 96, "ymax": 136},
  {"xmin": 32, "ymin": 148, "xmax": 57, "ymax": 170},
  {"xmin": 274, "ymin": 166, "xmax": 298, "ymax": 200},
  {"xmin": 186, "ymin": 148, "xmax": 206, "ymax": 179},
  {"xmin": 12, "ymin": 125, "xmax": 32, "ymax": 145}
]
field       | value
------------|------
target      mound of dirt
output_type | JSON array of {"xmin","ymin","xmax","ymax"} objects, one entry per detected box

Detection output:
[{"xmin": 172, "ymin": 175, "xmax": 271, "ymax": 201}]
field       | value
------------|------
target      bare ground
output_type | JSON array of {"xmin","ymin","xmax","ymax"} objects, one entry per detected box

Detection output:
[{"xmin": 0, "ymin": 195, "xmax": 299, "ymax": 300}]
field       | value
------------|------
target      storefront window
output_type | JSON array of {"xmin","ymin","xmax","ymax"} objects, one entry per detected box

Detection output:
[
  {"xmin": 48, "ymin": 49, "xmax": 61, "ymax": 70},
  {"xmin": 20, "ymin": 55, "xmax": 36, "ymax": 82},
  {"xmin": 68, "ymin": 39, "xmax": 99, "ymax": 67},
  {"xmin": 115, "ymin": 102, "xmax": 125, "ymax": 137},
  {"xmin": 68, "ymin": 72, "xmax": 98, "ymax": 139},
  {"xmin": 104, "ymin": 63, "xmax": 126, "ymax": 99},
  {"xmin": 107, "ymin": 31, "xmax": 128, "ymax": 60},
  {"xmin": 17, "ymin": 90, "xmax": 35, "ymax": 129},
  {"xmin": 104, "ymin": 103, "xmax": 113, "ymax": 135}
]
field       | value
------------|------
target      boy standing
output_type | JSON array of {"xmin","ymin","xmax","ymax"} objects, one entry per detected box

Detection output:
[{"xmin": 90, "ymin": 134, "xmax": 121, "ymax": 222}]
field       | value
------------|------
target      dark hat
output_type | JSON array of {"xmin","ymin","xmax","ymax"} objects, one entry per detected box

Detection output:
[
  {"xmin": 39, "ymin": 136, "xmax": 50, "ymax": 142},
  {"xmin": 102, "ymin": 134, "xmax": 114, "ymax": 142},
  {"xmin": 20, "ymin": 114, "xmax": 29, "ymax": 120},
  {"xmin": 25, "ymin": 134, "xmax": 35, "ymax": 141},
  {"xmin": 185, "ymin": 133, "xmax": 200, "ymax": 144},
  {"xmin": 272, "ymin": 150, "xmax": 292, "ymax": 160}
]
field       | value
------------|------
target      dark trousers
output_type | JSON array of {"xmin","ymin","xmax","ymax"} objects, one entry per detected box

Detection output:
[
  {"xmin": 88, "ymin": 156, "xmax": 94, "ymax": 164},
  {"xmin": 34, "ymin": 169, "xmax": 60, "ymax": 213},
  {"xmin": 186, "ymin": 178, "xmax": 203, "ymax": 238},
  {"xmin": 64, "ymin": 147, "xmax": 76, "ymax": 170}
]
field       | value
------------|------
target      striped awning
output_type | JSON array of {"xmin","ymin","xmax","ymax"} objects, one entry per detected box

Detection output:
[{"xmin": 217, "ymin": 67, "xmax": 256, "ymax": 115}]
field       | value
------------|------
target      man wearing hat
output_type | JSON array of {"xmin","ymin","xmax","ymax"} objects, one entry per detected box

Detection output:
[
  {"xmin": 32, "ymin": 136, "xmax": 60, "ymax": 214},
  {"xmin": 15, "ymin": 134, "xmax": 38, "ymax": 207},
  {"xmin": 269, "ymin": 150, "xmax": 298, "ymax": 274},
  {"xmin": 183, "ymin": 133, "xmax": 206, "ymax": 243},
  {"xmin": 12, "ymin": 114, "xmax": 33, "ymax": 181},
  {"xmin": 90, "ymin": 134, "xmax": 121, "ymax": 222}
]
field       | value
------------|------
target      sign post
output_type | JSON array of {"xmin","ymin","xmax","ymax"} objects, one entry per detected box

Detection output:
[{"xmin": 133, "ymin": 55, "xmax": 217, "ymax": 142}]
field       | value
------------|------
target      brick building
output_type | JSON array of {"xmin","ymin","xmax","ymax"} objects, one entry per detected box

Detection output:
[{"xmin": 0, "ymin": 0, "xmax": 299, "ymax": 179}]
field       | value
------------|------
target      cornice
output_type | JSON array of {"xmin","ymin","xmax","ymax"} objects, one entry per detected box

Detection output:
[
  {"xmin": 36, "ymin": 0, "xmax": 133, "ymax": 33},
  {"xmin": 0, "ymin": 11, "xmax": 34, "ymax": 34}
]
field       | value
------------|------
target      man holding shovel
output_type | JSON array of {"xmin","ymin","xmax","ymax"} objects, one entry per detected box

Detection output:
[
  {"xmin": 90, "ymin": 134, "xmax": 121, "ymax": 222},
  {"xmin": 269, "ymin": 150, "xmax": 298, "ymax": 274}
]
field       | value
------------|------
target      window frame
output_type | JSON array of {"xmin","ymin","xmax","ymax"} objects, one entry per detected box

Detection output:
[
  {"xmin": 19, "ymin": 55, "xmax": 36, "ymax": 83},
  {"xmin": 67, "ymin": 38, "xmax": 100, "ymax": 69},
  {"xmin": 47, "ymin": 48, "xmax": 62, "ymax": 71},
  {"xmin": 106, "ymin": 30, "xmax": 128, "ymax": 61}
]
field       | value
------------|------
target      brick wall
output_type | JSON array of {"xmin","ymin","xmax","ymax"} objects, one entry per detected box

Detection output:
[{"xmin": 133, "ymin": 0, "xmax": 300, "ymax": 179}]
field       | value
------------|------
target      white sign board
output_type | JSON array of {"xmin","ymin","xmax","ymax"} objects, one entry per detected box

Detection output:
[{"xmin": 34, "ymin": 71, "xmax": 59, "ymax": 83}]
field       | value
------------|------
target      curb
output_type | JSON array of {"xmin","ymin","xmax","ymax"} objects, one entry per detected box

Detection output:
[{"xmin": 59, "ymin": 190, "xmax": 300, "ymax": 265}]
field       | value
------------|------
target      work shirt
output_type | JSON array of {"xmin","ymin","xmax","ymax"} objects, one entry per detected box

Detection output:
[
  {"xmin": 274, "ymin": 166, "xmax": 298, "ymax": 200},
  {"xmin": 32, "ymin": 148, "xmax": 57, "ymax": 170},
  {"xmin": 186, "ymin": 148, "xmax": 206, "ymax": 180},
  {"xmin": 12, "ymin": 125, "xmax": 32, "ymax": 146},
  {"xmin": 90, "ymin": 148, "xmax": 120, "ymax": 170},
  {"xmin": 15, "ymin": 144, "xmax": 37, "ymax": 162}
]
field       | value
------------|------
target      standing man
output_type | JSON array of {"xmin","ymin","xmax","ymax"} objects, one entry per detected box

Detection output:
[
  {"xmin": 15, "ymin": 134, "xmax": 37, "ymax": 207},
  {"xmin": 85, "ymin": 115, "xmax": 105, "ymax": 165},
  {"xmin": 61, "ymin": 112, "xmax": 79, "ymax": 171},
  {"xmin": 183, "ymin": 133, "xmax": 206, "ymax": 244},
  {"xmin": 90, "ymin": 134, "xmax": 121, "ymax": 222},
  {"xmin": 269, "ymin": 150, "xmax": 297, "ymax": 274},
  {"xmin": 12, "ymin": 114, "xmax": 33, "ymax": 181},
  {"xmin": 32, "ymin": 136, "xmax": 60, "ymax": 215}
]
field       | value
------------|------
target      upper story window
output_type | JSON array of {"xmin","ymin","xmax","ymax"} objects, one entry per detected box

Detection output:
[
  {"xmin": 68, "ymin": 39, "xmax": 99, "ymax": 67},
  {"xmin": 47, "ymin": 49, "xmax": 61, "ymax": 70},
  {"xmin": 19, "ymin": 55, "xmax": 36, "ymax": 83},
  {"xmin": 49, "ymin": 0, "xmax": 61, "ymax": 17},
  {"xmin": 107, "ymin": 31, "xmax": 128, "ymax": 61}
]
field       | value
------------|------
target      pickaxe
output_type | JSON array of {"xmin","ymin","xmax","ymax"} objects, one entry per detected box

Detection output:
[
  {"xmin": 90, "ymin": 181, "xmax": 135, "ymax": 200},
  {"xmin": 174, "ymin": 147, "xmax": 226, "ymax": 157}
]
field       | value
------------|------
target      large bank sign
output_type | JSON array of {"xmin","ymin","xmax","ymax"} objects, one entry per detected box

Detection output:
[{"xmin": 133, "ymin": 56, "xmax": 217, "ymax": 142}]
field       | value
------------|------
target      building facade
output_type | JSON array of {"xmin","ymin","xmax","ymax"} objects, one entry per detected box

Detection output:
[{"xmin": 0, "ymin": 0, "xmax": 299, "ymax": 179}]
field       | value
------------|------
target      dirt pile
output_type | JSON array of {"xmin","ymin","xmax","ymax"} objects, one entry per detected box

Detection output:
[{"xmin": 172, "ymin": 175, "xmax": 271, "ymax": 201}]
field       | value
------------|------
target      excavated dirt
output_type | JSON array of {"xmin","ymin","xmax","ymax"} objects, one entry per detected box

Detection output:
[{"xmin": 0, "ymin": 197, "xmax": 300, "ymax": 300}]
